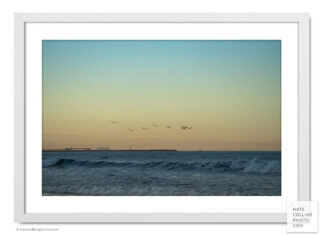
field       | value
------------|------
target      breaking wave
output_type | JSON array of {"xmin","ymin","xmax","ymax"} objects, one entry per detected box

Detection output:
[{"xmin": 42, "ymin": 157, "xmax": 280, "ymax": 174}]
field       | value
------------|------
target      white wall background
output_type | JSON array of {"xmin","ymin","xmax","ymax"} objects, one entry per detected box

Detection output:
[{"xmin": 0, "ymin": 0, "xmax": 322, "ymax": 234}]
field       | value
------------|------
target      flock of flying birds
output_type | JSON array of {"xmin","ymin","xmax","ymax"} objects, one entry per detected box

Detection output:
[{"xmin": 110, "ymin": 120, "xmax": 193, "ymax": 132}]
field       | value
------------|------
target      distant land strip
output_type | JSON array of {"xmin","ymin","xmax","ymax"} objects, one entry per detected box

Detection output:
[{"xmin": 42, "ymin": 149, "xmax": 177, "ymax": 152}]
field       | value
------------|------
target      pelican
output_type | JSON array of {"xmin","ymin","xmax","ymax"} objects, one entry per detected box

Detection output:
[{"xmin": 180, "ymin": 125, "xmax": 193, "ymax": 130}]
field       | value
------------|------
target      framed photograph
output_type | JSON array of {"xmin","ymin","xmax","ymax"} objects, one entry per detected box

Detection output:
[{"xmin": 14, "ymin": 13, "xmax": 310, "ymax": 223}]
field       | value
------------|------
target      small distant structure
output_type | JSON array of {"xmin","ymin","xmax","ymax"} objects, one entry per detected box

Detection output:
[
  {"xmin": 96, "ymin": 147, "xmax": 110, "ymax": 151},
  {"xmin": 70, "ymin": 147, "xmax": 92, "ymax": 151},
  {"xmin": 63, "ymin": 147, "xmax": 91, "ymax": 151}
]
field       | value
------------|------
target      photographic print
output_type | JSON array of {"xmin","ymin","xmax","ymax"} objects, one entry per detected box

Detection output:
[{"xmin": 42, "ymin": 40, "xmax": 281, "ymax": 196}]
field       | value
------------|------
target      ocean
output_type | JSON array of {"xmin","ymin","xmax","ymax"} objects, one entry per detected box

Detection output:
[{"xmin": 42, "ymin": 151, "xmax": 281, "ymax": 196}]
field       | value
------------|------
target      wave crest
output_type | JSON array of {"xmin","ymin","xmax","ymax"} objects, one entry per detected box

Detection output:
[{"xmin": 42, "ymin": 158, "xmax": 281, "ymax": 174}]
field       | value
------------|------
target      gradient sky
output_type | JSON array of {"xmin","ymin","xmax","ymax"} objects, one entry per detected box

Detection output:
[{"xmin": 42, "ymin": 40, "xmax": 281, "ymax": 151}]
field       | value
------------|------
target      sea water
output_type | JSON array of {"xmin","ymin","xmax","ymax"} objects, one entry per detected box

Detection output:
[{"xmin": 42, "ymin": 151, "xmax": 281, "ymax": 196}]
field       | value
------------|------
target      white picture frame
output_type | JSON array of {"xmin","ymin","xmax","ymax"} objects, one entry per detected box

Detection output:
[{"xmin": 14, "ymin": 13, "xmax": 310, "ymax": 223}]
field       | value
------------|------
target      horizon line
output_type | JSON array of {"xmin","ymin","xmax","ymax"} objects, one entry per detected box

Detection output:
[{"xmin": 42, "ymin": 148, "xmax": 281, "ymax": 152}]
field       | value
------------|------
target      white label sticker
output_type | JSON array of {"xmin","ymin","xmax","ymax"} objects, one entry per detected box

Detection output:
[{"xmin": 287, "ymin": 201, "xmax": 318, "ymax": 233}]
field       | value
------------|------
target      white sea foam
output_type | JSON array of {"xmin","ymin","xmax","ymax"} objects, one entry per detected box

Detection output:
[
  {"xmin": 260, "ymin": 161, "xmax": 281, "ymax": 174},
  {"xmin": 243, "ymin": 159, "xmax": 281, "ymax": 174}
]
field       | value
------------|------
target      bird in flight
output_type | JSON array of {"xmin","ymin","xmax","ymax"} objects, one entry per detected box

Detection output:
[
  {"xmin": 142, "ymin": 127, "xmax": 149, "ymax": 130},
  {"xmin": 165, "ymin": 125, "xmax": 172, "ymax": 129},
  {"xmin": 127, "ymin": 128, "xmax": 134, "ymax": 132},
  {"xmin": 180, "ymin": 126, "xmax": 193, "ymax": 130},
  {"xmin": 152, "ymin": 123, "xmax": 158, "ymax": 127},
  {"xmin": 111, "ymin": 120, "xmax": 119, "ymax": 124}
]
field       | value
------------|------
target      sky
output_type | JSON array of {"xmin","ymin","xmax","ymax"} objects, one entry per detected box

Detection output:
[{"xmin": 42, "ymin": 40, "xmax": 281, "ymax": 151}]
